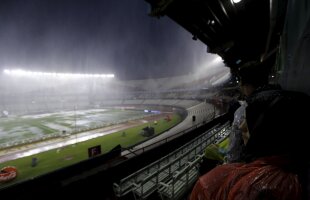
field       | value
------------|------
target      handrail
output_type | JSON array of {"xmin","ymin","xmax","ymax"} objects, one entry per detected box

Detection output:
[
  {"xmin": 121, "ymin": 112, "xmax": 216, "ymax": 158},
  {"xmin": 113, "ymin": 122, "xmax": 231, "ymax": 197}
]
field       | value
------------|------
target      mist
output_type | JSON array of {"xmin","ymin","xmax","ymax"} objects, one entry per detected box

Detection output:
[{"xmin": 0, "ymin": 0, "xmax": 225, "ymax": 80}]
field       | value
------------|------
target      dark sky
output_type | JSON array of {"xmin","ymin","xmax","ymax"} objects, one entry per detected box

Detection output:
[{"xmin": 0, "ymin": 0, "xmax": 219, "ymax": 80}]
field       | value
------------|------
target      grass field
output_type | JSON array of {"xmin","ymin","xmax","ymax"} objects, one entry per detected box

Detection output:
[
  {"xmin": 0, "ymin": 111, "xmax": 182, "ymax": 187},
  {"xmin": 0, "ymin": 108, "xmax": 154, "ymax": 147}
]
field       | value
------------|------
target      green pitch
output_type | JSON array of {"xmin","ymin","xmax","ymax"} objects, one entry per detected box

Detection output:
[
  {"xmin": 0, "ymin": 109, "xmax": 153, "ymax": 146},
  {"xmin": 0, "ymin": 113, "xmax": 182, "ymax": 188}
]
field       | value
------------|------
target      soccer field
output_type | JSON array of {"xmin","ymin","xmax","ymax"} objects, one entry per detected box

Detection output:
[
  {"xmin": 0, "ymin": 108, "xmax": 182, "ymax": 186},
  {"xmin": 0, "ymin": 108, "xmax": 155, "ymax": 148}
]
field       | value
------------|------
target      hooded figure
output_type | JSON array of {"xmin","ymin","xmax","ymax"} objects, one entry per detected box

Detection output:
[{"xmin": 190, "ymin": 61, "xmax": 310, "ymax": 200}]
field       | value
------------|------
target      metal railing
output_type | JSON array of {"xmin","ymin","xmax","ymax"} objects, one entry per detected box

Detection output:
[{"xmin": 113, "ymin": 122, "xmax": 231, "ymax": 198}]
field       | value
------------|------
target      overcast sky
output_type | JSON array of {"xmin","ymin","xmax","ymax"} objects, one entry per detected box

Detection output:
[{"xmin": 0, "ymin": 0, "xmax": 223, "ymax": 80}]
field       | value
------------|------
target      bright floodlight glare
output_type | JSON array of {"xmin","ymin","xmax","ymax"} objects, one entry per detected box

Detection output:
[
  {"xmin": 232, "ymin": 0, "xmax": 242, "ymax": 3},
  {"xmin": 212, "ymin": 56, "xmax": 223, "ymax": 65},
  {"xmin": 3, "ymin": 69, "xmax": 114, "ymax": 79}
]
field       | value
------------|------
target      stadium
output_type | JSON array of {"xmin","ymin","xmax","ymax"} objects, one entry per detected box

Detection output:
[
  {"xmin": 0, "ymin": 0, "xmax": 310, "ymax": 199},
  {"xmin": 0, "ymin": 68, "xmax": 231, "ymax": 187}
]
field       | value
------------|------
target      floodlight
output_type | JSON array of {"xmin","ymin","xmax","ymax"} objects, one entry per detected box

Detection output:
[
  {"xmin": 212, "ymin": 56, "xmax": 223, "ymax": 65},
  {"xmin": 3, "ymin": 69, "xmax": 115, "ymax": 79},
  {"xmin": 232, "ymin": 0, "xmax": 242, "ymax": 3}
]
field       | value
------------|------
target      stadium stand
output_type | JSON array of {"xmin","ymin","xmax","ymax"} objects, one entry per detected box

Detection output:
[
  {"xmin": 113, "ymin": 122, "xmax": 231, "ymax": 199},
  {"xmin": 157, "ymin": 155, "xmax": 202, "ymax": 200}
]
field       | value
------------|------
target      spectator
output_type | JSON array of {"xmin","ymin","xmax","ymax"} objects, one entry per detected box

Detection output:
[
  {"xmin": 190, "ymin": 61, "xmax": 310, "ymax": 200},
  {"xmin": 225, "ymin": 100, "xmax": 247, "ymax": 163}
]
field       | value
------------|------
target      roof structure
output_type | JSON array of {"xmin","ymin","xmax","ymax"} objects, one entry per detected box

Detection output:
[{"xmin": 145, "ymin": 0, "xmax": 287, "ymax": 74}]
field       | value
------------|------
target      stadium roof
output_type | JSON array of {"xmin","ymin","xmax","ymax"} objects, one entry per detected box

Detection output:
[{"xmin": 145, "ymin": 0, "xmax": 286, "ymax": 73}]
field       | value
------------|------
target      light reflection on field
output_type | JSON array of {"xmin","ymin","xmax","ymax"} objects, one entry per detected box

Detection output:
[{"xmin": 0, "ymin": 108, "xmax": 152, "ymax": 146}]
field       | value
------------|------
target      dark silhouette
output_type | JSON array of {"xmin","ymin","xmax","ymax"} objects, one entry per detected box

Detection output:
[{"xmin": 190, "ymin": 61, "xmax": 310, "ymax": 200}]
